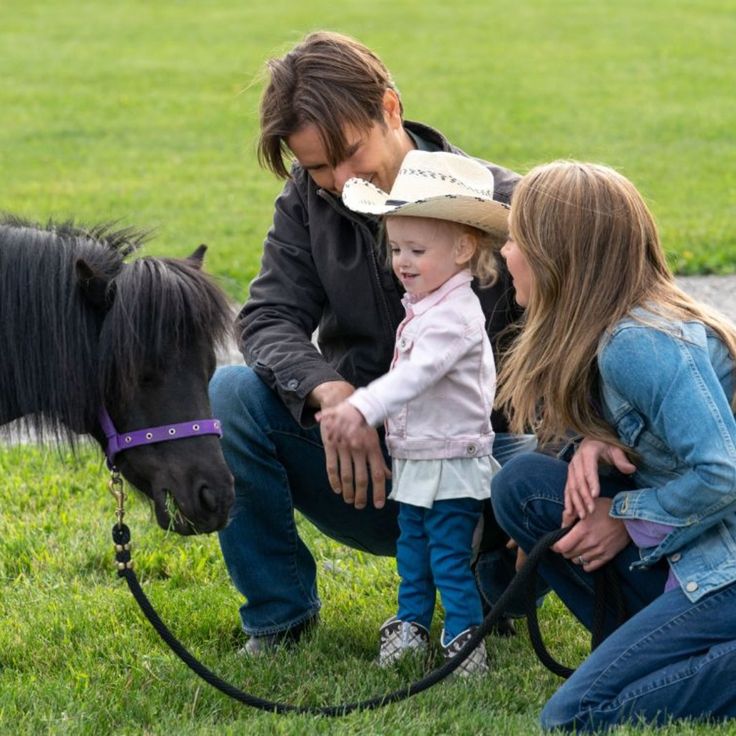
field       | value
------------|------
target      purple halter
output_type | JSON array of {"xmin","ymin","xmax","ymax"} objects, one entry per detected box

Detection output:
[{"xmin": 99, "ymin": 407, "xmax": 222, "ymax": 469}]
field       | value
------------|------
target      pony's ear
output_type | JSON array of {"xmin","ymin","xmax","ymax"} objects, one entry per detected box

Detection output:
[
  {"xmin": 187, "ymin": 244, "xmax": 207, "ymax": 269},
  {"xmin": 76, "ymin": 258, "xmax": 114, "ymax": 308}
]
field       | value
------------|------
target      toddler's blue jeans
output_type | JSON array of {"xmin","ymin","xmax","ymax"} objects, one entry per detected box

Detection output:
[{"xmin": 396, "ymin": 498, "xmax": 483, "ymax": 642}]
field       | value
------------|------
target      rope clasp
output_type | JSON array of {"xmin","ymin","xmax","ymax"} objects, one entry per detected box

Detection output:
[
  {"xmin": 109, "ymin": 469, "xmax": 126, "ymax": 528},
  {"xmin": 109, "ymin": 469, "xmax": 133, "ymax": 573}
]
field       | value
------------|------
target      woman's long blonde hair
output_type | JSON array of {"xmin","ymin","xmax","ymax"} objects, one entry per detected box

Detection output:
[{"xmin": 496, "ymin": 161, "xmax": 736, "ymax": 448}]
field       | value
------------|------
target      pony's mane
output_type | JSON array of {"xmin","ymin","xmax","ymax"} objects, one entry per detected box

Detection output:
[
  {"xmin": 0, "ymin": 215, "xmax": 232, "ymax": 443},
  {"xmin": 1, "ymin": 214, "xmax": 148, "ymax": 258},
  {"xmin": 100, "ymin": 254, "xmax": 232, "ymax": 408}
]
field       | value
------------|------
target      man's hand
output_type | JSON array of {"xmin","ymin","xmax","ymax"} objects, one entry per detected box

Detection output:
[
  {"xmin": 308, "ymin": 380, "xmax": 355, "ymax": 409},
  {"xmin": 563, "ymin": 438, "xmax": 636, "ymax": 525},
  {"xmin": 553, "ymin": 497, "xmax": 630, "ymax": 572},
  {"xmin": 309, "ymin": 381, "xmax": 391, "ymax": 510}
]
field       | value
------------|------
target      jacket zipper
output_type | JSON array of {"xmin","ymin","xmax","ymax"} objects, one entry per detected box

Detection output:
[{"xmin": 319, "ymin": 190, "xmax": 398, "ymax": 345}]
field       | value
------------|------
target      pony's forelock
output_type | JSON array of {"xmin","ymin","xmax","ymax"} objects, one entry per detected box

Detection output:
[{"xmin": 99, "ymin": 256, "xmax": 233, "ymax": 408}]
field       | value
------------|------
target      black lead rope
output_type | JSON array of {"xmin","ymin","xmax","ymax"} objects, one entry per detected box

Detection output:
[
  {"xmin": 112, "ymin": 521, "xmax": 625, "ymax": 716},
  {"xmin": 523, "ymin": 548, "xmax": 628, "ymax": 679}
]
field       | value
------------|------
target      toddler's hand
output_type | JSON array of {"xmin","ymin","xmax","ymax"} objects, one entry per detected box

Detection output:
[{"xmin": 317, "ymin": 402, "xmax": 367, "ymax": 446}]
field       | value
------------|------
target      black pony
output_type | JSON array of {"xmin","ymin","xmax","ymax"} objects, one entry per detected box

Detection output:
[{"xmin": 0, "ymin": 215, "xmax": 234, "ymax": 533}]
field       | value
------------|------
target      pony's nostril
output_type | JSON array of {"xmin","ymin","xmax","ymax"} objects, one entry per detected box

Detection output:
[{"xmin": 199, "ymin": 485, "xmax": 219, "ymax": 513}]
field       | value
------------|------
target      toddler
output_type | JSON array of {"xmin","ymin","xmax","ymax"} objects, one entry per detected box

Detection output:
[{"xmin": 319, "ymin": 150, "xmax": 509, "ymax": 675}]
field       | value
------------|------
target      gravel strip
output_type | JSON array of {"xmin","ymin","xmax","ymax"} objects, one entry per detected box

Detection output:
[{"xmin": 677, "ymin": 275, "xmax": 736, "ymax": 323}]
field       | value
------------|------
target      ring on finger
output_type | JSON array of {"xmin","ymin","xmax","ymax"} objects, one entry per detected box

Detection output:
[{"xmin": 576, "ymin": 555, "xmax": 588, "ymax": 566}]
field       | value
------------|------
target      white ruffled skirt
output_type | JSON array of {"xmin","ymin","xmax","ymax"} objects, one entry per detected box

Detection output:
[{"xmin": 389, "ymin": 455, "xmax": 500, "ymax": 509}]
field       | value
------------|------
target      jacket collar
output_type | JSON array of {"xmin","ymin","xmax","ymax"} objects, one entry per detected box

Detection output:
[{"xmin": 403, "ymin": 270, "xmax": 473, "ymax": 316}]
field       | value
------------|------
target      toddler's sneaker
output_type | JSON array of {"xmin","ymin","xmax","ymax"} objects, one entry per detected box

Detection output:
[
  {"xmin": 377, "ymin": 616, "xmax": 429, "ymax": 666},
  {"xmin": 441, "ymin": 626, "xmax": 489, "ymax": 677}
]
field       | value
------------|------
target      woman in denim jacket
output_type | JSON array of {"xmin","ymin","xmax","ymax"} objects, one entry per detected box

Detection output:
[{"xmin": 492, "ymin": 160, "xmax": 736, "ymax": 731}]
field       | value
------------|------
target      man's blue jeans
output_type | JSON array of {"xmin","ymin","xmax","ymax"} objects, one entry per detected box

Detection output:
[
  {"xmin": 210, "ymin": 365, "xmax": 535, "ymax": 636},
  {"xmin": 492, "ymin": 452, "xmax": 736, "ymax": 731}
]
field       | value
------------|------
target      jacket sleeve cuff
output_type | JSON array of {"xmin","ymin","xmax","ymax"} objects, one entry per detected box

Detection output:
[
  {"xmin": 255, "ymin": 362, "xmax": 345, "ymax": 428},
  {"xmin": 348, "ymin": 389, "xmax": 386, "ymax": 427}
]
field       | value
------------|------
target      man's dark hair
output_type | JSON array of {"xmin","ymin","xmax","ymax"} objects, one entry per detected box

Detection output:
[{"xmin": 258, "ymin": 31, "xmax": 403, "ymax": 179}]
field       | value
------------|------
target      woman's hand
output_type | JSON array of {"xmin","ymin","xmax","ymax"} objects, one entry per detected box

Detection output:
[
  {"xmin": 563, "ymin": 438, "xmax": 637, "ymax": 524},
  {"xmin": 554, "ymin": 497, "xmax": 630, "ymax": 572}
]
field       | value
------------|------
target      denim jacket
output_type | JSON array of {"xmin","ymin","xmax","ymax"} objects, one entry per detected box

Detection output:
[
  {"xmin": 599, "ymin": 309, "xmax": 736, "ymax": 601},
  {"xmin": 349, "ymin": 271, "xmax": 495, "ymax": 460}
]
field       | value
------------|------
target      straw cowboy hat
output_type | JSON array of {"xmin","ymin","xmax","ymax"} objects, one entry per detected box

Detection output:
[{"xmin": 341, "ymin": 150, "xmax": 510, "ymax": 236}]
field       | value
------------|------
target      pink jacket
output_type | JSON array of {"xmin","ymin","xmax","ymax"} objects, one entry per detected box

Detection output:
[{"xmin": 348, "ymin": 271, "xmax": 496, "ymax": 460}]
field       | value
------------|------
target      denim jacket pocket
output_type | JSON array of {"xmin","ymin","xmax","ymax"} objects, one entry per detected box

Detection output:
[
  {"xmin": 390, "ymin": 404, "xmax": 408, "ymax": 435},
  {"xmin": 616, "ymin": 408, "xmax": 679, "ymax": 472},
  {"xmin": 616, "ymin": 410, "xmax": 644, "ymax": 446}
]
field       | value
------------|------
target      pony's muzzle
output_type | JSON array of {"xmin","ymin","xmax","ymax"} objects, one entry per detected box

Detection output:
[{"xmin": 195, "ymin": 474, "xmax": 235, "ymax": 527}]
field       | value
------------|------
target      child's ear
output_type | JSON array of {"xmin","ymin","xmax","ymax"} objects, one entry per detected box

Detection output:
[{"xmin": 455, "ymin": 232, "xmax": 477, "ymax": 266}]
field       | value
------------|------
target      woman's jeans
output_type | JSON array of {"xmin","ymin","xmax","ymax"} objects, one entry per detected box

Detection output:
[
  {"xmin": 210, "ymin": 365, "xmax": 536, "ymax": 636},
  {"xmin": 396, "ymin": 498, "xmax": 483, "ymax": 642},
  {"xmin": 492, "ymin": 452, "xmax": 736, "ymax": 731}
]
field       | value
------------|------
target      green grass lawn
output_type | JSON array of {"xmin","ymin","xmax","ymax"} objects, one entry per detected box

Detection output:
[
  {"xmin": 2, "ymin": 1, "xmax": 736, "ymax": 733},
  {"xmin": 2, "ymin": 0, "xmax": 735, "ymax": 288},
  {"xmin": 3, "ymin": 444, "xmax": 736, "ymax": 736}
]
